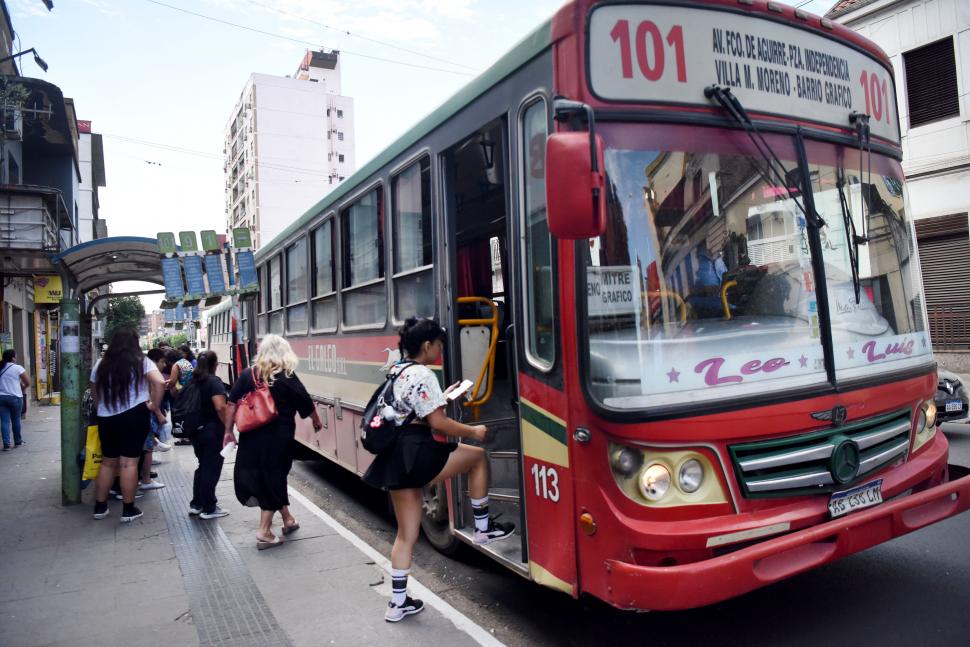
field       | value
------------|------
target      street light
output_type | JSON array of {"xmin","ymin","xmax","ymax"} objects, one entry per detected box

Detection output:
[{"xmin": 0, "ymin": 48, "xmax": 49, "ymax": 73}]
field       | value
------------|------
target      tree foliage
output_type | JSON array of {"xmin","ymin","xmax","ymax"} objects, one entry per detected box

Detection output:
[{"xmin": 104, "ymin": 296, "xmax": 146, "ymax": 343}]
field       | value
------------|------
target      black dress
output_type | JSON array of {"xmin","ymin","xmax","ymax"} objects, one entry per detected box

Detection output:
[{"xmin": 228, "ymin": 368, "xmax": 315, "ymax": 511}]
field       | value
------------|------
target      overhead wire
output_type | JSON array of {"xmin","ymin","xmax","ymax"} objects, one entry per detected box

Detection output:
[
  {"xmin": 241, "ymin": 0, "xmax": 478, "ymax": 72},
  {"xmin": 141, "ymin": 0, "xmax": 474, "ymax": 77}
]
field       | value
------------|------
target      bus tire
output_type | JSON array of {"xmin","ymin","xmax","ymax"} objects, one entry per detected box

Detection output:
[{"xmin": 420, "ymin": 482, "xmax": 461, "ymax": 555}]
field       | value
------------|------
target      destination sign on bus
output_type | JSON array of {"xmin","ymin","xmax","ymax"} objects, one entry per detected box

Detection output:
[
  {"xmin": 587, "ymin": 265, "xmax": 641, "ymax": 318},
  {"xmin": 588, "ymin": 4, "xmax": 900, "ymax": 143}
]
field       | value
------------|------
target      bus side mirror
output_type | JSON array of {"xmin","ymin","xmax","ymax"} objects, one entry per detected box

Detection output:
[{"xmin": 545, "ymin": 132, "xmax": 607, "ymax": 239}]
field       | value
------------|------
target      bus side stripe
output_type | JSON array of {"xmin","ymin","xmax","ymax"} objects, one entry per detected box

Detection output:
[
  {"xmin": 522, "ymin": 419, "xmax": 569, "ymax": 468},
  {"xmin": 520, "ymin": 400, "xmax": 567, "ymax": 445}
]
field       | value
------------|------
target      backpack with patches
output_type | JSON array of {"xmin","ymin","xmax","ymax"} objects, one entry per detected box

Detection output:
[
  {"xmin": 360, "ymin": 362, "xmax": 416, "ymax": 455},
  {"xmin": 171, "ymin": 379, "xmax": 204, "ymax": 439}
]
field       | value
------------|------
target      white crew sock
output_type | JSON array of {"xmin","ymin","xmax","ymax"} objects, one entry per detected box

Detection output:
[
  {"xmin": 471, "ymin": 496, "xmax": 489, "ymax": 532},
  {"xmin": 390, "ymin": 568, "xmax": 409, "ymax": 606}
]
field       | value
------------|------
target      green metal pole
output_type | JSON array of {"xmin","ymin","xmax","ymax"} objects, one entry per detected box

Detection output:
[{"xmin": 59, "ymin": 297, "xmax": 81, "ymax": 505}]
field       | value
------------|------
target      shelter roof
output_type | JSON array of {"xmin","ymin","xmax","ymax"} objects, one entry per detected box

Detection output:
[{"xmin": 51, "ymin": 236, "xmax": 162, "ymax": 293}]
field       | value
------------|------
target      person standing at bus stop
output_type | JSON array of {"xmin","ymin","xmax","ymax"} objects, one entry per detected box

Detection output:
[
  {"xmin": 222, "ymin": 335, "xmax": 323, "ymax": 548},
  {"xmin": 189, "ymin": 350, "xmax": 230, "ymax": 519},
  {"xmin": 0, "ymin": 349, "xmax": 30, "ymax": 450},
  {"xmin": 90, "ymin": 329, "xmax": 167, "ymax": 522},
  {"xmin": 363, "ymin": 317, "xmax": 514, "ymax": 623}
]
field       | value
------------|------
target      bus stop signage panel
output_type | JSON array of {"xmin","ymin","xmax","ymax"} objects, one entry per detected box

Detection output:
[{"xmin": 588, "ymin": 4, "xmax": 900, "ymax": 143}]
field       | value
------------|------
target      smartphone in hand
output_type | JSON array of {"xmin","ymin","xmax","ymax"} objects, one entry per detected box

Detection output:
[{"xmin": 446, "ymin": 379, "xmax": 475, "ymax": 401}]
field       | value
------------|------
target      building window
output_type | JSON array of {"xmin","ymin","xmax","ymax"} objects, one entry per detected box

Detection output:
[
  {"xmin": 904, "ymin": 37, "xmax": 960, "ymax": 128},
  {"xmin": 391, "ymin": 156, "xmax": 433, "ymax": 321},
  {"xmin": 327, "ymin": 131, "xmax": 331, "ymax": 140},
  {"xmin": 326, "ymin": 108, "xmax": 331, "ymax": 116},
  {"xmin": 338, "ymin": 132, "xmax": 344, "ymax": 141},
  {"xmin": 337, "ymin": 109, "xmax": 343, "ymax": 118},
  {"xmin": 285, "ymin": 237, "xmax": 308, "ymax": 333},
  {"xmin": 521, "ymin": 98, "xmax": 555, "ymax": 369},
  {"xmin": 341, "ymin": 187, "xmax": 386, "ymax": 327},
  {"xmin": 311, "ymin": 218, "xmax": 337, "ymax": 331},
  {"xmin": 338, "ymin": 154, "xmax": 344, "ymax": 163}
]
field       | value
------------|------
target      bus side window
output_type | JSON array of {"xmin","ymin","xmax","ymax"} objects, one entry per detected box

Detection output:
[
  {"xmin": 391, "ymin": 156, "xmax": 434, "ymax": 321},
  {"xmin": 311, "ymin": 217, "xmax": 338, "ymax": 332},
  {"xmin": 285, "ymin": 236, "xmax": 309, "ymax": 334},
  {"xmin": 341, "ymin": 187, "xmax": 387, "ymax": 328},
  {"xmin": 521, "ymin": 98, "xmax": 555, "ymax": 370}
]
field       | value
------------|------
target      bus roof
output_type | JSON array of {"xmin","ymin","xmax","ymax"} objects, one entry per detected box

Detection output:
[{"xmin": 255, "ymin": 16, "xmax": 553, "ymax": 261}]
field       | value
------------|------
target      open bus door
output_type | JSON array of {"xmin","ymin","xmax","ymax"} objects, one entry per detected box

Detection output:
[{"xmin": 436, "ymin": 118, "xmax": 530, "ymax": 572}]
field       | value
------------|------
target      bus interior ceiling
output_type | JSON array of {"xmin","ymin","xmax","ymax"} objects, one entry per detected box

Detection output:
[{"xmin": 445, "ymin": 119, "xmax": 526, "ymax": 564}]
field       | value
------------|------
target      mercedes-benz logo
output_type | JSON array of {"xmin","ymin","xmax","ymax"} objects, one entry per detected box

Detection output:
[{"xmin": 830, "ymin": 436, "xmax": 861, "ymax": 485}]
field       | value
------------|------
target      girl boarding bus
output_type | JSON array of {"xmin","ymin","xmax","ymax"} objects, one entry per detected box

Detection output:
[{"xmin": 227, "ymin": 0, "xmax": 970, "ymax": 611}]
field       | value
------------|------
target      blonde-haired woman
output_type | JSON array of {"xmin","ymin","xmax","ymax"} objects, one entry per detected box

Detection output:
[{"xmin": 224, "ymin": 335, "xmax": 322, "ymax": 549}]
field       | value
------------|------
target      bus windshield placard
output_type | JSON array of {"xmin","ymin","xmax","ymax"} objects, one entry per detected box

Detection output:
[{"xmin": 588, "ymin": 4, "xmax": 900, "ymax": 143}]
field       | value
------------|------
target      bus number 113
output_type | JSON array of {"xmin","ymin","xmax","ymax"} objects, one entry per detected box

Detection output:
[{"xmin": 531, "ymin": 463, "xmax": 560, "ymax": 502}]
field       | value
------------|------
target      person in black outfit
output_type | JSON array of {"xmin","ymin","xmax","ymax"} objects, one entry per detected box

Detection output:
[
  {"xmin": 222, "ymin": 335, "xmax": 322, "ymax": 549},
  {"xmin": 189, "ymin": 351, "xmax": 230, "ymax": 519}
]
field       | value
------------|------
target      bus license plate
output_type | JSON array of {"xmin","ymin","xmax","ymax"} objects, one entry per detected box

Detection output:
[
  {"xmin": 945, "ymin": 399, "xmax": 963, "ymax": 412},
  {"xmin": 828, "ymin": 480, "xmax": 883, "ymax": 518}
]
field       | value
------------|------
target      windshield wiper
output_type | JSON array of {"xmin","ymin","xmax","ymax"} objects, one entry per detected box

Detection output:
[
  {"xmin": 705, "ymin": 85, "xmax": 824, "ymax": 228},
  {"xmin": 836, "ymin": 166, "xmax": 864, "ymax": 304}
]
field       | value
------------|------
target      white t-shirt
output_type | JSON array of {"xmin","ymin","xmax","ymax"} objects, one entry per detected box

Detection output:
[
  {"xmin": 0, "ymin": 363, "xmax": 25, "ymax": 397},
  {"xmin": 90, "ymin": 357, "xmax": 159, "ymax": 417},
  {"xmin": 387, "ymin": 363, "xmax": 448, "ymax": 426}
]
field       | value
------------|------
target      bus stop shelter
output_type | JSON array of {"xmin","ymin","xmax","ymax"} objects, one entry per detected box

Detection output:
[{"xmin": 50, "ymin": 236, "xmax": 165, "ymax": 504}]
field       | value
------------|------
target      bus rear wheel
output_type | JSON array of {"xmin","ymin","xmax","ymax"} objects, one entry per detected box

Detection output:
[{"xmin": 420, "ymin": 482, "xmax": 461, "ymax": 555}]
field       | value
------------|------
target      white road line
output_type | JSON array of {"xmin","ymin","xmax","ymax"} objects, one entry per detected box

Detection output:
[{"xmin": 287, "ymin": 486, "xmax": 506, "ymax": 647}]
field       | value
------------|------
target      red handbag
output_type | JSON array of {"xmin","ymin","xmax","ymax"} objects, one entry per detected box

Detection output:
[{"xmin": 235, "ymin": 370, "xmax": 278, "ymax": 433}]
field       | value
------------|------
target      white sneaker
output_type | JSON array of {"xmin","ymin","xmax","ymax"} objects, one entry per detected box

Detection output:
[
  {"xmin": 151, "ymin": 459, "xmax": 162, "ymax": 466},
  {"xmin": 138, "ymin": 480, "xmax": 166, "ymax": 491},
  {"xmin": 200, "ymin": 507, "xmax": 230, "ymax": 519},
  {"xmin": 115, "ymin": 491, "xmax": 144, "ymax": 500},
  {"xmin": 154, "ymin": 440, "xmax": 172, "ymax": 452},
  {"xmin": 384, "ymin": 597, "xmax": 424, "ymax": 623},
  {"xmin": 188, "ymin": 506, "xmax": 202, "ymax": 516}
]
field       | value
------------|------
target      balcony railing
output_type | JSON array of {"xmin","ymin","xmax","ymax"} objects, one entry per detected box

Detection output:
[{"xmin": 0, "ymin": 185, "xmax": 69, "ymax": 252}]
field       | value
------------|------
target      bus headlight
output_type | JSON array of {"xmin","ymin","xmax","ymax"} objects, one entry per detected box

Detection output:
[
  {"xmin": 639, "ymin": 464, "xmax": 671, "ymax": 501},
  {"xmin": 913, "ymin": 399, "xmax": 938, "ymax": 453},
  {"xmin": 611, "ymin": 447, "xmax": 643, "ymax": 478},
  {"xmin": 678, "ymin": 458, "xmax": 704, "ymax": 493}
]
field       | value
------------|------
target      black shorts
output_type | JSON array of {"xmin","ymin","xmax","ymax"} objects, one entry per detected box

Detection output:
[{"xmin": 98, "ymin": 402, "xmax": 151, "ymax": 459}]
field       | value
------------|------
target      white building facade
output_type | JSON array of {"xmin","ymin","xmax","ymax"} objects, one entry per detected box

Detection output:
[
  {"xmin": 830, "ymin": 0, "xmax": 970, "ymax": 362},
  {"xmin": 225, "ymin": 49, "xmax": 356, "ymax": 249},
  {"xmin": 77, "ymin": 120, "xmax": 106, "ymax": 244}
]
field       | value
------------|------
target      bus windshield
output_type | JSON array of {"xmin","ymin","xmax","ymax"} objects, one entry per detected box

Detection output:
[{"xmin": 584, "ymin": 123, "xmax": 930, "ymax": 411}]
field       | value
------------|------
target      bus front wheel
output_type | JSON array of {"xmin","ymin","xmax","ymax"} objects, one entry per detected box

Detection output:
[{"xmin": 420, "ymin": 482, "xmax": 461, "ymax": 555}]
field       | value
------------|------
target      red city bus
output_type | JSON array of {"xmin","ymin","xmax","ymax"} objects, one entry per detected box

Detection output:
[{"xmin": 229, "ymin": 0, "xmax": 970, "ymax": 611}]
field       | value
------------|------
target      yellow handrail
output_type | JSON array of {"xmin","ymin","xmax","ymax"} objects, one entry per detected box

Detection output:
[
  {"xmin": 644, "ymin": 289, "xmax": 687, "ymax": 324},
  {"xmin": 457, "ymin": 296, "xmax": 499, "ymax": 412},
  {"xmin": 721, "ymin": 280, "xmax": 738, "ymax": 320}
]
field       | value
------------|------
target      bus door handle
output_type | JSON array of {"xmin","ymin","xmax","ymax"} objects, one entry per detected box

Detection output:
[{"xmin": 505, "ymin": 324, "xmax": 519, "ymax": 407}]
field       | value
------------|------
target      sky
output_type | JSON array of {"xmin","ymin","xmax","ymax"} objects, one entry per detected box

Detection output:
[{"xmin": 6, "ymin": 0, "xmax": 836, "ymax": 310}]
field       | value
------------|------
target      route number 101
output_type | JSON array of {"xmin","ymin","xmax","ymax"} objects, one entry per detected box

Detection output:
[
  {"xmin": 531, "ymin": 463, "xmax": 560, "ymax": 502},
  {"xmin": 610, "ymin": 19, "xmax": 687, "ymax": 83}
]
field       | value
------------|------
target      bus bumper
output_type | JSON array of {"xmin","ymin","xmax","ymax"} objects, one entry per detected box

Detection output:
[{"xmin": 602, "ymin": 462, "xmax": 970, "ymax": 611}]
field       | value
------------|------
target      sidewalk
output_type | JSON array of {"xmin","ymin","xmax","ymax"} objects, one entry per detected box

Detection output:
[{"xmin": 0, "ymin": 408, "xmax": 501, "ymax": 647}]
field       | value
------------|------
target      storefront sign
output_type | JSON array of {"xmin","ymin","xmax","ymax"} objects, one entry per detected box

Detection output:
[{"xmin": 33, "ymin": 275, "xmax": 63, "ymax": 304}]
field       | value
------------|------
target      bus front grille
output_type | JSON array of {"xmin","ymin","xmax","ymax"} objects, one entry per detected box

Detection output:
[{"xmin": 728, "ymin": 409, "xmax": 913, "ymax": 498}]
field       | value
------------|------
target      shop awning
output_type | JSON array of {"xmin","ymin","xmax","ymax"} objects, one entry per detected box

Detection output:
[{"xmin": 51, "ymin": 236, "xmax": 162, "ymax": 293}]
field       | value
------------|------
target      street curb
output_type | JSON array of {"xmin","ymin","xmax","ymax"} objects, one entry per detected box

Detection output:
[{"xmin": 287, "ymin": 486, "xmax": 506, "ymax": 647}]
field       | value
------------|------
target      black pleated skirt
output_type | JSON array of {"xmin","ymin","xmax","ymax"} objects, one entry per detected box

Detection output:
[{"xmin": 362, "ymin": 424, "xmax": 457, "ymax": 491}]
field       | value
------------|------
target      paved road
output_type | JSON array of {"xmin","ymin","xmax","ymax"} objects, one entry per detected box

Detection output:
[{"xmin": 289, "ymin": 422, "xmax": 970, "ymax": 647}]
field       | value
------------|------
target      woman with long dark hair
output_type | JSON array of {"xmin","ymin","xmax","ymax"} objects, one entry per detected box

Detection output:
[
  {"xmin": 363, "ymin": 317, "xmax": 513, "ymax": 623},
  {"xmin": 189, "ymin": 351, "xmax": 230, "ymax": 519},
  {"xmin": 90, "ymin": 328, "xmax": 166, "ymax": 522},
  {"xmin": 222, "ymin": 335, "xmax": 322, "ymax": 549},
  {"xmin": 0, "ymin": 348, "xmax": 30, "ymax": 450}
]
